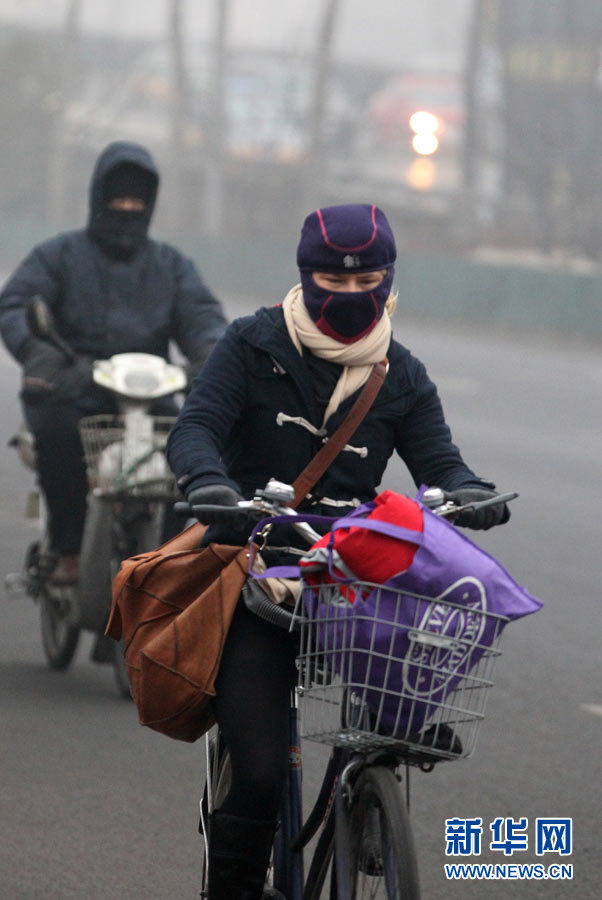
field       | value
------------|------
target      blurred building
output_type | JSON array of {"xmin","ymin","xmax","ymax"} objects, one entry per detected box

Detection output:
[
  {"xmin": 1, "ymin": 0, "xmax": 600, "ymax": 269},
  {"xmin": 464, "ymin": 0, "xmax": 602, "ymax": 257}
]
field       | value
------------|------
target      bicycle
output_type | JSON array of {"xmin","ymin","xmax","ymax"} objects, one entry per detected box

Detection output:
[{"xmin": 181, "ymin": 480, "xmax": 517, "ymax": 899}]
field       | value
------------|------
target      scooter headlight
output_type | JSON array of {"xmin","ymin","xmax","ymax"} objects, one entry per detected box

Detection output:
[{"xmin": 122, "ymin": 371, "xmax": 161, "ymax": 396}]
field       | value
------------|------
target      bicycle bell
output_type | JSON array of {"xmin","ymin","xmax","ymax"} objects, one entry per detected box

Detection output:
[{"xmin": 420, "ymin": 486, "xmax": 446, "ymax": 509}]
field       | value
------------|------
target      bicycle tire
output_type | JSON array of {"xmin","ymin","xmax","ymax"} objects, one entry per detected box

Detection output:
[
  {"xmin": 201, "ymin": 746, "xmax": 292, "ymax": 898},
  {"xmin": 335, "ymin": 766, "xmax": 421, "ymax": 900},
  {"xmin": 109, "ymin": 508, "xmax": 164, "ymax": 699},
  {"xmin": 109, "ymin": 533, "xmax": 133, "ymax": 698},
  {"xmin": 213, "ymin": 749, "xmax": 232, "ymax": 809},
  {"xmin": 40, "ymin": 588, "xmax": 80, "ymax": 669},
  {"xmin": 111, "ymin": 639, "xmax": 131, "ymax": 699},
  {"xmin": 200, "ymin": 741, "xmax": 232, "ymax": 897}
]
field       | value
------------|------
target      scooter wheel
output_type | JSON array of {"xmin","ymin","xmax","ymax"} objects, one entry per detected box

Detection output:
[{"xmin": 40, "ymin": 586, "xmax": 80, "ymax": 669}]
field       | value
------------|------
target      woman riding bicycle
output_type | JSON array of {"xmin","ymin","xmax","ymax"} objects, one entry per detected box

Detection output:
[{"xmin": 166, "ymin": 203, "xmax": 510, "ymax": 900}]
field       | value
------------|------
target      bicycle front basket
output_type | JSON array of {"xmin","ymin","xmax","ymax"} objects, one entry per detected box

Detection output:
[
  {"xmin": 79, "ymin": 414, "xmax": 176, "ymax": 498},
  {"xmin": 295, "ymin": 580, "xmax": 508, "ymax": 761}
]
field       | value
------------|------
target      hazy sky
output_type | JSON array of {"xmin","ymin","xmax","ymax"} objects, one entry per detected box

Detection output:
[{"xmin": 0, "ymin": 0, "xmax": 472, "ymax": 70}]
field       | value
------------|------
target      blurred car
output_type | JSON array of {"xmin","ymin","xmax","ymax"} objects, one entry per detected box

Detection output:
[
  {"xmin": 369, "ymin": 71, "xmax": 463, "ymax": 147},
  {"xmin": 353, "ymin": 70, "xmax": 465, "ymax": 211}
]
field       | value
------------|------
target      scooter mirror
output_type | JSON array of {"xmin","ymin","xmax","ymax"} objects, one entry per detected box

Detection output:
[
  {"xmin": 26, "ymin": 295, "xmax": 76, "ymax": 362},
  {"xmin": 26, "ymin": 295, "xmax": 54, "ymax": 339}
]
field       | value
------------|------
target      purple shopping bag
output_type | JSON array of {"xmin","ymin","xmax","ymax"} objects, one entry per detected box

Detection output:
[{"xmin": 302, "ymin": 501, "xmax": 543, "ymax": 737}]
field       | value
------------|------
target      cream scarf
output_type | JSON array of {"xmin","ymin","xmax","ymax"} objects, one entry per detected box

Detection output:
[{"xmin": 282, "ymin": 283, "xmax": 392, "ymax": 425}]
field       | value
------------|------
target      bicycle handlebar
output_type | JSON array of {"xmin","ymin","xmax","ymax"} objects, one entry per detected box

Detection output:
[
  {"xmin": 175, "ymin": 487, "xmax": 323, "ymax": 544},
  {"xmin": 422, "ymin": 488, "xmax": 519, "ymax": 518},
  {"xmin": 174, "ymin": 481, "xmax": 518, "ymax": 632},
  {"xmin": 173, "ymin": 501, "xmax": 258, "ymax": 522},
  {"xmin": 175, "ymin": 484, "xmax": 518, "ymax": 531}
]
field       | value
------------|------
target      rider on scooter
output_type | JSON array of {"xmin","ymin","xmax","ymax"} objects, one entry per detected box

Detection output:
[{"xmin": 0, "ymin": 140, "xmax": 227, "ymax": 588}]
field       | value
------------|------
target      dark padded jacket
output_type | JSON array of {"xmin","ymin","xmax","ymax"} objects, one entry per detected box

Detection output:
[
  {"xmin": 167, "ymin": 305, "xmax": 494, "ymax": 538},
  {"xmin": 0, "ymin": 142, "xmax": 226, "ymax": 370}
]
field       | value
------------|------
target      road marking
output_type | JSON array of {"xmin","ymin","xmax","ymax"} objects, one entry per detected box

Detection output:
[{"xmin": 580, "ymin": 703, "xmax": 602, "ymax": 718}]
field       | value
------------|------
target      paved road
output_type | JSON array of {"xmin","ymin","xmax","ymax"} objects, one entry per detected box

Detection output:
[{"xmin": 1, "ymin": 298, "xmax": 600, "ymax": 898}]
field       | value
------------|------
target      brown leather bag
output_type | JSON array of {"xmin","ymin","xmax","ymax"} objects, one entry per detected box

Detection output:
[
  {"xmin": 106, "ymin": 524, "xmax": 249, "ymax": 742},
  {"xmin": 106, "ymin": 361, "xmax": 386, "ymax": 743}
]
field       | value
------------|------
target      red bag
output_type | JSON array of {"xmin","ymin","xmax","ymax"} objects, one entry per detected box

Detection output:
[{"xmin": 301, "ymin": 490, "xmax": 423, "ymax": 591}]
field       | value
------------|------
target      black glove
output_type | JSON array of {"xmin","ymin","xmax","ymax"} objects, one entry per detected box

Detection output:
[
  {"xmin": 443, "ymin": 488, "xmax": 510, "ymax": 531},
  {"xmin": 186, "ymin": 484, "xmax": 247, "ymax": 527},
  {"xmin": 51, "ymin": 356, "xmax": 94, "ymax": 402},
  {"xmin": 19, "ymin": 338, "xmax": 93, "ymax": 404},
  {"xmin": 19, "ymin": 338, "xmax": 64, "ymax": 396}
]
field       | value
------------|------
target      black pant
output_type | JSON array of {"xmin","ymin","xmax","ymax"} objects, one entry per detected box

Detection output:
[
  {"xmin": 23, "ymin": 397, "xmax": 106, "ymax": 554},
  {"xmin": 23, "ymin": 393, "xmax": 178, "ymax": 555},
  {"xmin": 212, "ymin": 599, "xmax": 297, "ymax": 822}
]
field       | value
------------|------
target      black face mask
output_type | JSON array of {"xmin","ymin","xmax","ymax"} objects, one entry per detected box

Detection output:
[
  {"xmin": 89, "ymin": 206, "xmax": 151, "ymax": 259},
  {"xmin": 300, "ymin": 268, "xmax": 394, "ymax": 343}
]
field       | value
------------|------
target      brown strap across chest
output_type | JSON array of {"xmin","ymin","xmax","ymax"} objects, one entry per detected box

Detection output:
[{"xmin": 290, "ymin": 360, "xmax": 387, "ymax": 508}]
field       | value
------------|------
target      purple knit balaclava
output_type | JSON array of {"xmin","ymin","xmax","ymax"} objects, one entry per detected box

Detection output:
[{"xmin": 297, "ymin": 204, "xmax": 396, "ymax": 343}]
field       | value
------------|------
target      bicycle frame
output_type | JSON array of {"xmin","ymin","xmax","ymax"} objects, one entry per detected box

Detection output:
[{"xmin": 191, "ymin": 480, "xmax": 517, "ymax": 899}]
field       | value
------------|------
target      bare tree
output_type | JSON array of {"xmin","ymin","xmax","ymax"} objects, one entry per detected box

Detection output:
[
  {"xmin": 203, "ymin": 0, "xmax": 230, "ymax": 238},
  {"xmin": 305, "ymin": 0, "xmax": 341, "ymax": 204},
  {"xmin": 46, "ymin": 0, "xmax": 82, "ymax": 227},
  {"xmin": 168, "ymin": 0, "xmax": 190, "ymax": 233}
]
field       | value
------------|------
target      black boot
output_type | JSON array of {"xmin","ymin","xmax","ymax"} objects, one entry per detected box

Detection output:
[{"xmin": 208, "ymin": 810, "xmax": 276, "ymax": 900}]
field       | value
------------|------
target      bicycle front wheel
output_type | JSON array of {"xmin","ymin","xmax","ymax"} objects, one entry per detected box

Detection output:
[{"xmin": 335, "ymin": 765, "xmax": 420, "ymax": 900}]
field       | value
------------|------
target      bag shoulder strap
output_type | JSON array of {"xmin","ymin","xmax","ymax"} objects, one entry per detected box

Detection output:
[{"xmin": 291, "ymin": 360, "xmax": 386, "ymax": 507}]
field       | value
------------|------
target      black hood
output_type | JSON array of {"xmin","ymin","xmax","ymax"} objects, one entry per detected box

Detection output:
[{"xmin": 87, "ymin": 141, "xmax": 159, "ymax": 258}]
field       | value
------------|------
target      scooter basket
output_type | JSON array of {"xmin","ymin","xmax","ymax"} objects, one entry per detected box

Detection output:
[
  {"xmin": 79, "ymin": 414, "xmax": 177, "ymax": 498},
  {"xmin": 295, "ymin": 580, "xmax": 507, "ymax": 762}
]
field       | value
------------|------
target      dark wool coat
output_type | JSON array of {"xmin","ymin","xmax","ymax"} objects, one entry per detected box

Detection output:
[
  {"xmin": 167, "ymin": 306, "xmax": 493, "ymax": 545},
  {"xmin": 0, "ymin": 142, "xmax": 226, "ymax": 369}
]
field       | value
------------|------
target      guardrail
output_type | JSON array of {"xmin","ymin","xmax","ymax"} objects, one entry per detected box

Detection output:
[{"xmin": 1, "ymin": 219, "xmax": 599, "ymax": 340}]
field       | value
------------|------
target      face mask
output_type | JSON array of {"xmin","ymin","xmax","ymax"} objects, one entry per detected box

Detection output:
[
  {"xmin": 300, "ymin": 268, "xmax": 394, "ymax": 343},
  {"xmin": 89, "ymin": 207, "xmax": 151, "ymax": 259}
]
